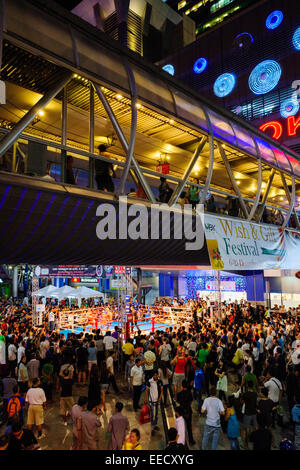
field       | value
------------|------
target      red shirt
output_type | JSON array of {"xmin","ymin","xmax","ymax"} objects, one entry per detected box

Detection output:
[{"xmin": 174, "ymin": 357, "xmax": 186, "ymax": 374}]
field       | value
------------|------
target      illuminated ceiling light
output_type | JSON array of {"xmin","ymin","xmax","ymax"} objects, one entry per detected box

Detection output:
[
  {"xmin": 73, "ymin": 74, "xmax": 78, "ymax": 78},
  {"xmin": 193, "ymin": 57, "xmax": 208, "ymax": 74},
  {"xmin": 292, "ymin": 27, "xmax": 300, "ymax": 50},
  {"xmin": 162, "ymin": 64, "xmax": 175, "ymax": 76},
  {"xmin": 166, "ymin": 156, "xmax": 170, "ymax": 160},
  {"xmin": 116, "ymin": 94, "xmax": 123, "ymax": 100},
  {"xmin": 169, "ymin": 119, "xmax": 174, "ymax": 124},
  {"xmin": 279, "ymin": 196, "xmax": 284, "ymax": 201},
  {"xmin": 266, "ymin": 10, "xmax": 283, "ymax": 30},
  {"xmin": 213, "ymin": 73, "xmax": 236, "ymax": 97},
  {"xmin": 38, "ymin": 110, "xmax": 45, "ymax": 117},
  {"xmin": 237, "ymin": 180, "xmax": 241, "ymax": 185},
  {"xmin": 221, "ymin": 144, "xmax": 226, "ymax": 148},
  {"xmin": 248, "ymin": 60, "xmax": 281, "ymax": 95},
  {"xmin": 280, "ymin": 98, "xmax": 299, "ymax": 118},
  {"xmin": 136, "ymin": 103, "xmax": 141, "ymax": 109}
]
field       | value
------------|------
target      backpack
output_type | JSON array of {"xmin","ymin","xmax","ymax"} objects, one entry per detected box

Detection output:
[{"xmin": 7, "ymin": 396, "xmax": 21, "ymax": 419}]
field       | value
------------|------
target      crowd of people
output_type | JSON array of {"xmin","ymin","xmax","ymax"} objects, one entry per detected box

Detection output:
[{"xmin": 0, "ymin": 295, "xmax": 299, "ymax": 451}]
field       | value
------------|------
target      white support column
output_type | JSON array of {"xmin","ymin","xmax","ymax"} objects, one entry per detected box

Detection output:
[{"xmin": 12, "ymin": 265, "xmax": 18, "ymax": 298}]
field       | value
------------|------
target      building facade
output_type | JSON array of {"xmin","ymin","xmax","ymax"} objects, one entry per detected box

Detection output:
[{"xmin": 159, "ymin": 0, "xmax": 300, "ymax": 154}]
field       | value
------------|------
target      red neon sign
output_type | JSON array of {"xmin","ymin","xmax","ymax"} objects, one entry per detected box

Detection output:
[
  {"xmin": 259, "ymin": 121, "xmax": 283, "ymax": 139},
  {"xmin": 287, "ymin": 115, "xmax": 300, "ymax": 136},
  {"xmin": 259, "ymin": 114, "xmax": 300, "ymax": 140}
]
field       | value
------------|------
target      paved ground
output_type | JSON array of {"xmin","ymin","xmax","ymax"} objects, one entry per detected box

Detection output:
[{"xmin": 1, "ymin": 370, "xmax": 295, "ymax": 450}]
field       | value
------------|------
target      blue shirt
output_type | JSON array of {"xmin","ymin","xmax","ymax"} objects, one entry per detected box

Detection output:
[
  {"xmin": 87, "ymin": 347, "xmax": 97, "ymax": 362},
  {"xmin": 194, "ymin": 368, "xmax": 205, "ymax": 390},
  {"xmin": 292, "ymin": 404, "xmax": 300, "ymax": 430}
]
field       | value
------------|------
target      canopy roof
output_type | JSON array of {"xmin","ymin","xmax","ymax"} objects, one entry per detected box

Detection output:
[
  {"xmin": 3, "ymin": 0, "xmax": 300, "ymax": 180},
  {"xmin": 32, "ymin": 285, "xmax": 57, "ymax": 297},
  {"xmin": 75, "ymin": 286, "xmax": 103, "ymax": 298}
]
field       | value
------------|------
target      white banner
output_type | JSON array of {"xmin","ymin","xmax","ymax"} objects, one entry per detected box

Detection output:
[{"xmin": 204, "ymin": 214, "xmax": 286, "ymax": 270}]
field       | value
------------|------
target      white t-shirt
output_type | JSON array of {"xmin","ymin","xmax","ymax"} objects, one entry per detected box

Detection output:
[
  {"xmin": 26, "ymin": 387, "xmax": 46, "ymax": 405},
  {"xmin": 8, "ymin": 344, "xmax": 17, "ymax": 361},
  {"xmin": 176, "ymin": 416, "xmax": 186, "ymax": 445},
  {"xmin": 130, "ymin": 365, "xmax": 143, "ymax": 386},
  {"xmin": 201, "ymin": 396, "xmax": 224, "ymax": 427},
  {"xmin": 49, "ymin": 312, "xmax": 55, "ymax": 322},
  {"xmin": 17, "ymin": 346, "xmax": 25, "ymax": 363},
  {"xmin": 264, "ymin": 378, "xmax": 282, "ymax": 403},
  {"xmin": 106, "ymin": 356, "xmax": 114, "ymax": 375},
  {"xmin": 258, "ymin": 338, "xmax": 264, "ymax": 353},
  {"xmin": 291, "ymin": 349, "xmax": 300, "ymax": 365},
  {"xmin": 103, "ymin": 336, "xmax": 117, "ymax": 351}
]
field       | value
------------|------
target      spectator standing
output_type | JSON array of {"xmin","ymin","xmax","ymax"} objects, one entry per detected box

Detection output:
[
  {"xmin": 106, "ymin": 351, "xmax": 119, "ymax": 393},
  {"xmin": 201, "ymin": 386, "xmax": 225, "ymax": 450},
  {"xmin": 81, "ymin": 401, "xmax": 102, "ymax": 450},
  {"xmin": 144, "ymin": 371, "xmax": 163, "ymax": 435},
  {"xmin": 177, "ymin": 380, "xmax": 195, "ymax": 446},
  {"xmin": 25, "ymin": 378, "xmax": 47, "ymax": 439},
  {"xmin": 108, "ymin": 402, "xmax": 130, "ymax": 450},
  {"xmin": 60, "ymin": 369, "xmax": 75, "ymax": 426},
  {"xmin": 130, "ymin": 358, "xmax": 144, "ymax": 412},
  {"xmin": 71, "ymin": 396, "xmax": 88, "ymax": 450}
]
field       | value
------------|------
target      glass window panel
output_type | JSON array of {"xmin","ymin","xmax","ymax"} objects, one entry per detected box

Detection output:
[
  {"xmin": 287, "ymin": 155, "xmax": 300, "ymax": 177},
  {"xmin": 206, "ymin": 109, "xmax": 237, "ymax": 146},
  {"xmin": 254, "ymin": 137, "xmax": 276, "ymax": 165},
  {"xmin": 172, "ymin": 89, "xmax": 209, "ymax": 133},
  {"xmin": 230, "ymin": 122, "xmax": 257, "ymax": 156},
  {"xmin": 272, "ymin": 147, "xmax": 291, "ymax": 172}
]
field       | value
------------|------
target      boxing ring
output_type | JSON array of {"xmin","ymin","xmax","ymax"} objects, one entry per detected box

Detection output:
[{"xmin": 57, "ymin": 305, "xmax": 193, "ymax": 338}]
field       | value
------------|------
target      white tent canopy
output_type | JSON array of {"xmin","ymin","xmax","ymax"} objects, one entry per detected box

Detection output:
[
  {"xmin": 32, "ymin": 285, "xmax": 57, "ymax": 297},
  {"xmin": 48, "ymin": 285, "xmax": 78, "ymax": 298},
  {"xmin": 75, "ymin": 286, "xmax": 103, "ymax": 299}
]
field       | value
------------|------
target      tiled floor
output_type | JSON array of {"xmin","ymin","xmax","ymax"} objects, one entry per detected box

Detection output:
[
  {"xmin": 31, "ymin": 371, "xmax": 295, "ymax": 450},
  {"xmin": 1, "ymin": 370, "xmax": 295, "ymax": 450}
]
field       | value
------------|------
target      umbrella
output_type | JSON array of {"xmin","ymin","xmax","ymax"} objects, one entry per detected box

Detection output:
[{"xmin": 32, "ymin": 285, "xmax": 57, "ymax": 297}]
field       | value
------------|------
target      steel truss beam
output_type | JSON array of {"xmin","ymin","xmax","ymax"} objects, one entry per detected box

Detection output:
[
  {"xmin": 168, "ymin": 136, "xmax": 207, "ymax": 206},
  {"xmin": 217, "ymin": 142, "xmax": 249, "ymax": 219},
  {"xmin": 247, "ymin": 155, "xmax": 262, "ymax": 221},
  {"xmin": 0, "ymin": 70, "xmax": 73, "ymax": 159},
  {"xmin": 256, "ymin": 169, "xmax": 275, "ymax": 223},
  {"xmin": 118, "ymin": 60, "xmax": 138, "ymax": 196},
  {"xmin": 93, "ymin": 83, "xmax": 156, "ymax": 203},
  {"xmin": 89, "ymin": 85, "xmax": 95, "ymax": 189},
  {"xmin": 200, "ymin": 108, "xmax": 214, "ymax": 205},
  {"xmin": 280, "ymin": 173, "xmax": 300, "ymax": 229}
]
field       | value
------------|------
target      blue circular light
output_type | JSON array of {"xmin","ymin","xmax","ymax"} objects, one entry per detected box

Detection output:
[
  {"xmin": 162, "ymin": 64, "xmax": 175, "ymax": 76},
  {"xmin": 193, "ymin": 57, "xmax": 207, "ymax": 74},
  {"xmin": 213, "ymin": 73, "xmax": 236, "ymax": 97},
  {"xmin": 293, "ymin": 27, "xmax": 300, "ymax": 50},
  {"xmin": 248, "ymin": 60, "xmax": 281, "ymax": 95},
  {"xmin": 266, "ymin": 10, "xmax": 283, "ymax": 30},
  {"xmin": 235, "ymin": 32, "xmax": 254, "ymax": 44},
  {"xmin": 280, "ymin": 98, "xmax": 299, "ymax": 118}
]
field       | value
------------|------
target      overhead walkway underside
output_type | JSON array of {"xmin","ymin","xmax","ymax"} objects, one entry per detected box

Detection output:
[{"xmin": 0, "ymin": 172, "xmax": 210, "ymax": 265}]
